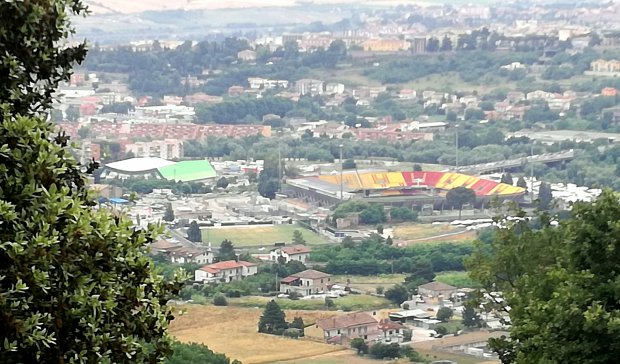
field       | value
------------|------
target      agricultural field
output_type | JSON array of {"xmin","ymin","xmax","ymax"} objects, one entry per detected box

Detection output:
[
  {"xmin": 330, "ymin": 274, "xmax": 406, "ymax": 293},
  {"xmin": 393, "ymin": 223, "xmax": 477, "ymax": 244},
  {"xmin": 170, "ymin": 305, "xmax": 344, "ymax": 364},
  {"xmin": 435, "ymin": 271, "xmax": 480, "ymax": 288},
  {"xmin": 201, "ymin": 224, "xmax": 328, "ymax": 247},
  {"xmin": 228, "ymin": 294, "xmax": 393, "ymax": 311}
]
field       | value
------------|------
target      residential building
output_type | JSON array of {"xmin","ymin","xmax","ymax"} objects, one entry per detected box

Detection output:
[
  {"xmin": 280, "ymin": 269, "xmax": 331, "ymax": 296},
  {"xmin": 248, "ymin": 77, "xmax": 289, "ymax": 90},
  {"xmin": 354, "ymin": 129, "xmax": 433, "ymax": 142},
  {"xmin": 377, "ymin": 319, "xmax": 405, "ymax": 343},
  {"xmin": 590, "ymin": 59, "xmax": 620, "ymax": 73},
  {"xmin": 316, "ymin": 312, "xmax": 379, "ymax": 343},
  {"xmin": 124, "ymin": 139, "xmax": 183, "ymax": 160},
  {"xmin": 296, "ymin": 79, "xmax": 325, "ymax": 96},
  {"xmin": 194, "ymin": 260, "xmax": 258, "ymax": 283},
  {"xmin": 169, "ymin": 246, "xmax": 214, "ymax": 265},
  {"xmin": 361, "ymin": 39, "xmax": 409, "ymax": 52},
  {"xmin": 237, "ymin": 49, "xmax": 257, "ymax": 62},
  {"xmin": 418, "ymin": 281, "xmax": 457, "ymax": 299},
  {"xmin": 601, "ymin": 87, "xmax": 618, "ymax": 97},
  {"xmin": 409, "ymin": 37, "xmax": 427, "ymax": 54},
  {"xmin": 269, "ymin": 245, "xmax": 312, "ymax": 263}
]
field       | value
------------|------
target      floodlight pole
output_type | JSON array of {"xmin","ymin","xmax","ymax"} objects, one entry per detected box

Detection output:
[{"xmin": 339, "ymin": 144, "xmax": 344, "ymax": 200}]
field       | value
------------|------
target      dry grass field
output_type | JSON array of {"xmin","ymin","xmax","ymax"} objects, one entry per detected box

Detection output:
[
  {"xmin": 393, "ymin": 224, "xmax": 477, "ymax": 244},
  {"xmin": 170, "ymin": 305, "xmax": 345, "ymax": 364}
]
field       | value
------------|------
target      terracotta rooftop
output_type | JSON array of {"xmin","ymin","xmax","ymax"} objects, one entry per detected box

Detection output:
[
  {"xmin": 280, "ymin": 245, "xmax": 312, "ymax": 255},
  {"xmin": 291, "ymin": 269, "xmax": 331, "ymax": 280},
  {"xmin": 318, "ymin": 312, "xmax": 377, "ymax": 330},
  {"xmin": 199, "ymin": 260, "xmax": 256, "ymax": 272},
  {"xmin": 378, "ymin": 319, "xmax": 403, "ymax": 331}
]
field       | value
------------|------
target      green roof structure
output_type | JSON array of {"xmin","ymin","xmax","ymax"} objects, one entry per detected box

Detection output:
[{"xmin": 157, "ymin": 160, "xmax": 217, "ymax": 182}]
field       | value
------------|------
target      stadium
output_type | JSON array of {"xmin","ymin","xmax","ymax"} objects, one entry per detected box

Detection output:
[
  {"xmin": 285, "ymin": 170, "xmax": 526, "ymax": 208},
  {"xmin": 102, "ymin": 157, "xmax": 217, "ymax": 182}
]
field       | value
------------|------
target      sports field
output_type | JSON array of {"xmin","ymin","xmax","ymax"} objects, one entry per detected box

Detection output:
[
  {"xmin": 393, "ymin": 224, "xmax": 477, "ymax": 244},
  {"xmin": 201, "ymin": 224, "xmax": 328, "ymax": 247},
  {"xmin": 228, "ymin": 294, "xmax": 393, "ymax": 311},
  {"xmin": 170, "ymin": 305, "xmax": 344, "ymax": 364}
]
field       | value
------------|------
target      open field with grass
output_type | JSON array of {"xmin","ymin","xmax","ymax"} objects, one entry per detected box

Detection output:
[
  {"xmin": 435, "ymin": 271, "xmax": 480, "ymax": 288},
  {"xmin": 202, "ymin": 224, "xmax": 328, "ymax": 247},
  {"xmin": 414, "ymin": 348, "xmax": 495, "ymax": 364},
  {"xmin": 393, "ymin": 223, "xmax": 477, "ymax": 244},
  {"xmin": 331, "ymin": 274, "xmax": 406, "ymax": 292},
  {"xmin": 170, "ymin": 305, "xmax": 344, "ymax": 364},
  {"xmin": 273, "ymin": 350, "xmax": 391, "ymax": 364},
  {"xmin": 228, "ymin": 294, "xmax": 394, "ymax": 311}
]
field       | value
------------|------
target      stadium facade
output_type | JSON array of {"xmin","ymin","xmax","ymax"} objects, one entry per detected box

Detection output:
[{"xmin": 285, "ymin": 170, "xmax": 526, "ymax": 208}]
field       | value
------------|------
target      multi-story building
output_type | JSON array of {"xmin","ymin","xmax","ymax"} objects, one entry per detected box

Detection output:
[
  {"xmin": 591, "ymin": 59, "xmax": 620, "ymax": 73},
  {"xmin": 124, "ymin": 139, "xmax": 184, "ymax": 160},
  {"xmin": 269, "ymin": 245, "xmax": 312, "ymax": 264},
  {"xmin": 194, "ymin": 260, "xmax": 258, "ymax": 283},
  {"xmin": 280, "ymin": 269, "xmax": 331, "ymax": 296},
  {"xmin": 317, "ymin": 312, "xmax": 379, "ymax": 344}
]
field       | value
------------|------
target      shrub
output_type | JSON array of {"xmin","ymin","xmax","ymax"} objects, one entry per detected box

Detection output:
[{"xmin": 213, "ymin": 293, "xmax": 228, "ymax": 306}]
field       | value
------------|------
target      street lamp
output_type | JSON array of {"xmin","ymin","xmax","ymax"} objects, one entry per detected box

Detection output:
[
  {"xmin": 339, "ymin": 144, "xmax": 344, "ymax": 200},
  {"xmin": 455, "ymin": 124, "xmax": 459, "ymax": 169}
]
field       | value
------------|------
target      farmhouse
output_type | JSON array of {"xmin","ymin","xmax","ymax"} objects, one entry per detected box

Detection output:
[
  {"xmin": 378, "ymin": 319, "xmax": 405, "ymax": 343},
  {"xmin": 269, "ymin": 245, "xmax": 312, "ymax": 263},
  {"xmin": 280, "ymin": 269, "xmax": 331, "ymax": 296},
  {"xmin": 195, "ymin": 260, "xmax": 258, "ymax": 283},
  {"xmin": 317, "ymin": 312, "xmax": 379, "ymax": 343},
  {"xmin": 418, "ymin": 281, "xmax": 458, "ymax": 299}
]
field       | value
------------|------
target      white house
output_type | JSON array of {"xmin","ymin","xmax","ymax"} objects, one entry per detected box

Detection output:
[
  {"xmin": 378, "ymin": 319, "xmax": 405, "ymax": 343},
  {"xmin": 194, "ymin": 260, "xmax": 258, "ymax": 283},
  {"xmin": 269, "ymin": 245, "xmax": 312, "ymax": 263},
  {"xmin": 169, "ymin": 246, "xmax": 213, "ymax": 265},
  {"xmin": 279, "ymin": 269, "xmax": 331, "ymax": 296}
]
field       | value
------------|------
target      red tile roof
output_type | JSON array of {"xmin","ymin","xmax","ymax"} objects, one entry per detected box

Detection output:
[
  {"xmin": 199, "ymin": 260, "xmax": 256, "ymax": 272},
  {"xmin": 378, "ymin": 319, "xmax": 403, "ymax": 331},
  {"xmin": 317, "ymin": 312, "xmax": 377, "ymax": 330},
  {"xmin": 280, "ymin": 245, "xmax": 312, "ymax": 255},
  {"xmin": 291, "ymin": 269, "xmax": 331, "ymax": 280}
]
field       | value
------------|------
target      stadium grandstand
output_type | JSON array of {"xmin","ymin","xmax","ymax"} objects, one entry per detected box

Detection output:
[
  {"xmin": 102, "ymin": 157, "xmax": 217, "ymax": 183},
  {"xmin": 285, "ymin": 170, "xmax": 526, "ymax": 208}
]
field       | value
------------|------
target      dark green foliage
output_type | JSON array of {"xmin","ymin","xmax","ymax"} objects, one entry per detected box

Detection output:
[
  {"xmin": 368, "ymin": 343, "xmax": 403, "ymax": 360},
  {"xmin": 468, "ymin": 191, "xmax": 620, "ymax": 363},
  {"xmin": 165, "ymin": 342, "xmax": 241, "ymax": 364},
  {"xmin": 436, "ymin": 307, "xmax": 454, "ymax": 322},
  {"xmin": 290, "ymin": 317, "xmax": 305, "ymax": 337},
  {"xmin": 292, "ymin": 230, "xmax": 306, "ymax": 245},
  {"xmin": 101, "ymin": 101, "xmax": 134, "ymax": 114},
  {"xmin": 351, "ymin": 338, "xmax": 369, "ymax": 355},
  {"xmin": 446, "ymin": 186, "xmax": 476, "ymax": 217},
  {"xmin": 342, "ymin": 159, "xmax": 357, "ymax": 169},
  {"xmin": 404, "ymin": 261, "xmax": 436, "ymax": 287},
  {"xmin": 219, "ymin": 239, "xmax": 236, "ymax": 261},
  {"xmin": 313, "ymin": 235, "xmax": 472, "ymax": 276},
  {"xmin": 461, "ymin": 300, "xmax": 484, "ymax": 328},
  {"xmin": 359, "ymin": 205, "xmax": 386, "ymax": 225},
  {"xmin": 325, "ymin": 297, "xmax": 335, "ymax": 309},
  {"xmin": 537, "ymin": 182, "xmax": 553, "ymax": 210},
  {"xmin": 258, "ymin": 300, "xmax": 288, "ymax": 335},
  {"xmin": 216, "ymin": 177, "xmax": 229, "ymax": 189},
  {"xmin": 164, "ymin": 202, "xmax": 175, "ymax": 222},
  {"xmin": 195, "ymin": 96, "xmax": 295, "ymax": 124},
  {"xmin": 390, "ymin": 206, "xmax": 418, "ymax": 222},
  {"xmin": 212, "ymin": 293, "xmax": 228, "ymax": 306},
  {"xmin": 500, "ymin": 173, "xmax": 513, "ymax": 185},
  {"xmin": 376, "ymin": 225, "xmax": 384, "ymax": 234},
  {"xmin": 187, "ymin": 221, "xmax": 202, "ymax": 243},
  {"xmin": 0, "ymin": 1, "xmax": 182, "ymax": 362},
  {"xmin": 0, "ymin": 0, "xmax": 88, "ymax": 117},
  {"xmin": 516, "ymin": 176, "xmax": 528, "ymax": 189},
  {"xmin": 258, "ymin": 153, "xmax": 281, "ymax": 199},
  {"xmin": 384, "ymin": 284, "xmax": 410, "ymax": 305},
  {"xmin": 435, "ymin": 325, "xmax": 449, "ymax": 336}
]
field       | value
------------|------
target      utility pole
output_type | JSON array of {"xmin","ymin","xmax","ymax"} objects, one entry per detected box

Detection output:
[
  {"xmin": 530, "ymin": 143, "xmax": 535, "ymax": 201},
  {"xmin": 339, "ymin": 144, "xmax": 344, "ymax": 200},
  {"xmin": 277, "ymin": 141, "xmax": 282, "ymax": 192},
  {"xmin": 455, "ymin": 124, "xmax": 459, "ymax": 169}
]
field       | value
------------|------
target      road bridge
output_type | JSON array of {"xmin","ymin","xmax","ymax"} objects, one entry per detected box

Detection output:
[{"xmin": 446, "ymin": 149, "xmax": 575, "ymax": 175}]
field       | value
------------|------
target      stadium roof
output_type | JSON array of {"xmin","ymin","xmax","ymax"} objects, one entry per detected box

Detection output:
[
  {"xmin": 105, "ymin": 157, "xmax": 175, "ymax": 173},
  {"xmin": 157, "ymin": 160, "xmax": 216, "ymax": 182}
]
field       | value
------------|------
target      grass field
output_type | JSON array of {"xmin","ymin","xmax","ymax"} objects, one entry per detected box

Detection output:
[
  {"xmin": 170, "ymin": 305, "xmax": 344, "ymax": 364},
  {"xmin": 202, "ymin": 224, "xmax": 328, "ymax": 247},
  {"xmin": 228, "ymin": 294, "xmax": 393, "ymax": 312},
  {"xmin": 393, "ymin": 223, "xmax": 477, "ymax": 244},
  {"xmin": 435, "ymin": 271, "xmax": 480, "ymax": 289},
  {"xmin": 331, "ymin": 274, "xmax": 406, "ymax": 292}
]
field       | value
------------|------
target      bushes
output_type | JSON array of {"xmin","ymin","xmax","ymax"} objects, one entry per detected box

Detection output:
[{"xmin": 213, "ymin": 293, "xmax": 228, "ymax": 306}]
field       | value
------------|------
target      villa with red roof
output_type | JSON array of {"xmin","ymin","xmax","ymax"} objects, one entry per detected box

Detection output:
[
  {"xmin": 194, "ymin": 260, "xmax": 257, "ymax": 283},
  {"xmin": 269, "ymin": 245, "xmax": 312, "ymax": 264}
]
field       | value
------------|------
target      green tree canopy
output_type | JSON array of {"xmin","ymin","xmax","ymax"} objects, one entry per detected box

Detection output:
[
  {"xmin": 446, "ymin": 186, "xmax": 476, "ymax": 217},
  {"xmin": 258, "ymin": 300, "xmax": 288, "ymax": 335},
  {"xmin": 468, "ymin": 190, "xmax": 620, "ymax": 363},
  {"xmin": 219, "ymin": 239, "xmax": 237, "ymax": 261},
  {"xmin": 292, "ymin": 230, "xmax": 306, "ymax": 245},
  {"xmin": 187, "ymin": 221, "xmax": 202, "ymax": 243},
  {"xmin": 163, "ymin": 202, "xmax": 175, "ymax": 222},
  {"xmin": 0, "ymin": 1, "xmax": 181, "ymax": 362}
]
